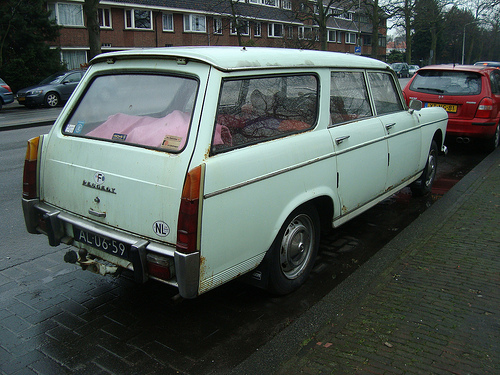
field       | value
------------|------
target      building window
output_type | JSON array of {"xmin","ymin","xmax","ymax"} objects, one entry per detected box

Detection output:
[
  {"xmin": 98, "ymin": 8, "xmax": 111, "ymax": 28},
  {"xmin": 214, "ymin": 18, "xmax": 223, "ymax": 34},
  {"xmin": 268, "ymin": 23, "xmax": 283, "ymax": 37},
  {"xmin": 230, "ymin": 20, "xmax": 249, "ymax": 36},
  {"xmin": 346, "ymin": 32, "xmax": 356, "ymax": 44},
  {"xmin": 62, "ymin": 50, "xmax": 87, "ymax": 70},
  {"xmin": 263, "ymin": 0, "xmax": 278, "ymax": 6},
  {"xmin": 48, "ymin": 3, "xmax": 84, "ymax": 26},
  {"xmin": 298, "ymin": 26, "xmax": 314, "ymax": 40},
  {"xmin": 328, "ymin": 30, "xmax": 336, "ymax": 43},
  {"xmin": 163, "ymin": 13, "xmax": 174, "ymax": 31},
  {"xmin": 254, "ymin": 22, "xmax": 261, "ymax": 37},
  {"xmin": 125, "ymin": 9, "xmax": 152, "ymax": 30},
  {"xmin": 184, "ymin": 14, "xmax": 206, "ymax": 33},
  {"xmin": 282, "ymin": 0, "xmax": 292, "ymax": 10},
  {"xmin": 249, "ymin": 0, "xmax": 278, "ymax": 5},
  {"xmin": 337, "ymin": 31, "xmax": 343, "ymax": 43},
  {"xmin": 287, "ymin": 25, "xmax": 293, "ymax": 39}
]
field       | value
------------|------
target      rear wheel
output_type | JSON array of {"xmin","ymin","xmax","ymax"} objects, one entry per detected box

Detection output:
[
  {"xmin": 411, "ymin": 140, "xmax": 438, "ymax": 196},
  {"xmin": 44, "ymin": 92, "xmax": 60, "ymax": 107},
  {"xmin": 486, "ymin": 123, "xmax": 500, "ymax": 152},
  {"xmin": 268, "ymin": 205, "xmax": 320, "ymax": 295}
]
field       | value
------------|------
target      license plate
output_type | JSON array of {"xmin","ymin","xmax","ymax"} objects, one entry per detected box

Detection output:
[
  {"xmin": 426, "ymin": 103, "xmax": 457, "ymax": 113},
  {"xmin": 73, "ymin": 226, "xmax": 130, "ymax": 259},
  {"xmin": 18, "ymin": 96, "xmax": 25, "ymax": 102}
]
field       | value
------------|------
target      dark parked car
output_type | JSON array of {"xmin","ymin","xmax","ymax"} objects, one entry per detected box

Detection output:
[
  {"xmin": 16, "ymin": 70, "xmax": 84, "ymax": 108},
  {"xmin": 391, "ymin": 62, "xmax": 410, "ymax": 78},
  {"xmin": 474, "ymin": 61, "xmax": 500, "ymax": 67},
  {"xmin": 403, "ymin": 64, "xmax": 500, "ymax": 151},
  {"xmin": 0, "ymin": 78, "xmax": 14, "ymax": 111}
]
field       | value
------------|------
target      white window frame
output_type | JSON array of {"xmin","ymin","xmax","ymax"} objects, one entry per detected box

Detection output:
[
  {"xmin": 230, "ymin": 19, "xmax": 249, "ymax": 36},
  {"xmin": 214, "ymin": 17, "xmax": 223, "ymax": 35},
  {"xmin": 268, "ymin": 23, "xmax": 283, "ymax": 38},
  {"xmin": 98, "ymin": 8, "xmax": 112, "ymax": 29},
  {"xmin": 254, "ymin": 22, "xmax": 262, "ymax": 37},
  {"xmin": 298, "ymin": 26, "xmax": 314, "ymax": 40},
  {"xmin": 346, "ymin": 32, "xmax": 356, "ymax": 44},
  {"xmin": 61, "ymin": 50, "xmax": 87, "ymax": 70},
  {"xmin": 328, "ymin": 29, "xmax": 336, "ymax": 43},
  {"xmin": 48, "ymin": 2, "xmax": 84, "ymax": 27},
  {"xmin": 125, "ymin": 9, "xmax": 152, "ymax": 30},
  {"xmin": 183, "ymin": 14, "xmax": 207, "ymax": 33},
  {"xmin": 162, "ymin": 13, "xmax": 174, "ymax": 32},
  {"xmin": 282, "ymin": 0, "xmax": 292, "ymax": 10}
]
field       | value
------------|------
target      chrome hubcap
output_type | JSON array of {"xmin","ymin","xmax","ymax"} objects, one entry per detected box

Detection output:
[{"xmin": 279, "ymin": 214, "xmax": 314, "ymax": 280}]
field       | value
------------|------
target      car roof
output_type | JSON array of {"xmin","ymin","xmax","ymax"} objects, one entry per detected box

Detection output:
[
  {"xmin": 417, "ymin": 64, "xmax": 498, "ymax": 74},
  {"xmin": 90, "ymin": 46, "xmax": 390, "ymax": 72}
]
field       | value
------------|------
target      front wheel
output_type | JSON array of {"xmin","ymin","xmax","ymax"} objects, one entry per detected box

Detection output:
[
  {"xmin": 267, "ymin": 205, "xmax": 320, "ymax": 295},
  {"xmin": 411, "ymin": 140, "xmax": 438, "ymax": 197},
  {"xmin": 44, "ymin": 92, "xmax": 60, "ymax": 107}
]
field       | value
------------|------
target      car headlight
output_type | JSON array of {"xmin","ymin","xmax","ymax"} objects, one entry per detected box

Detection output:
[{"xmin": 27, "ymin": 90, "xmax": 43, "ymax": 96}]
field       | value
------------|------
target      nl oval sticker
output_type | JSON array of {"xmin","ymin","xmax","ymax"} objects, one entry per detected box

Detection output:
[{"xmin": 153, "ymin": 221, "xmax": 170, "ymax": 237}]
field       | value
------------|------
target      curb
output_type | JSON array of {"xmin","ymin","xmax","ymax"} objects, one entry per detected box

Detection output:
[{"xmin": 229, "ymin": 147, "xmax": 500, "ymax": 375}]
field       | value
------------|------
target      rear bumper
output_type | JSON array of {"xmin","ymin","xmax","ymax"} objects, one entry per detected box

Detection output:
[
  {"xmin": 447, "ymin": 118, "xmax": 499, "ymax": 139},
  {"xmin": 22, "ymin": 198, "xmax": 200, "ymax": 298}
]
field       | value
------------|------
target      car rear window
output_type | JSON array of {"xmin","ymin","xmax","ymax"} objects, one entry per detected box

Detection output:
[
  {"xmin": 213, "ymin": 74, "xmax": 318, "ymax": 153},
  {"xmin": 410, "ymin": 70, "xmax": 482, "ymax": 96},
  {"xmin": 63, "ymin": 74, "xmax": 198, "ymax": 153}
]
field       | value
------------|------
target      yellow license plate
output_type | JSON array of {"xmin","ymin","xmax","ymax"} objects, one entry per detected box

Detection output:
[
  {"xmin": 18, "ymin": 96, "xmax": 25, "ymax": 102},
  {"xmin": 426, "ymin": 103, "xmax": 457, "ymax": 113}
]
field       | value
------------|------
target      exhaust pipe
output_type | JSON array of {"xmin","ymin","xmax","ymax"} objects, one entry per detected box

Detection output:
[{"xmin": 456, "ymin": 137, "xmax": 471, "ymax": 144}]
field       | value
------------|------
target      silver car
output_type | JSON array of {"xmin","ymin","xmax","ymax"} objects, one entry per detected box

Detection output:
[{"xmin": 16, "ymin": 70, "xmax": 84, "ymax": 108}]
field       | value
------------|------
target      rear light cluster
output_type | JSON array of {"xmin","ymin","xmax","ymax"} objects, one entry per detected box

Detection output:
[
  {"xmin": 176, "ymin": 165, "xmax": 203, "ymax": 254},
  {"xmin": 23, "ymin": 137, "xmax": 40, "ymax": 199},
  {"xmin": 1, "ymin": 84, "xmax": 12, "ymax": 92},
  {"xmin": 476, "ymin": 97, "xmax": 494, "ymax": 118},
  {"xmin": 147, "ymin": 253, "xmax": 175, "ymax": 280}
]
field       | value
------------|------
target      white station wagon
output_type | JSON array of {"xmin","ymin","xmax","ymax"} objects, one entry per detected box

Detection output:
[{"xmin": 23, "ymin": 47, "xmax": 447, "ymax": 298}]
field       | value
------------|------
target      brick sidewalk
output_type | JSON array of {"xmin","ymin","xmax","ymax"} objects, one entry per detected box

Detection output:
[{"xmin": 274, "ymin": 149, "xmax": 500, "ymax": 374}]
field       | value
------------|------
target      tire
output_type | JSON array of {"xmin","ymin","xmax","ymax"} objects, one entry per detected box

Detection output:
[
  {"xmin": 411, "ymin": 140, "xmax": 438, "ymax": 197},
  {"xmin": 44, "ymin": 92, "xmax": 60, "ymax": 107},
  {"xmin": 267, "ymin": 205, "xmax": 320, "ymax": 295},
  {"xmin": 485, "ymin": 123, "xmax": 500, "ymax": 152}
]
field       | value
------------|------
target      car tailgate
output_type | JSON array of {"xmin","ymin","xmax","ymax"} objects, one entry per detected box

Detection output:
[{"xmin": 40, "ymin": 134, "xmax": 190, "ymax": 245}]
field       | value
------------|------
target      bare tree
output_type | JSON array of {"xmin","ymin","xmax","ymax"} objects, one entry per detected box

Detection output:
[{"xmin": 84, "ymin": 0, "xmax": 101, "ymax": 60}]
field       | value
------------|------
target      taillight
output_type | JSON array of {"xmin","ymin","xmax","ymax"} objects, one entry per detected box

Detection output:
[
  {"xmin": 23, "ymin": 137, "xmax": 40, "ymax": 199},
  {"xmin": 147, "ymin": 253, "xmax": 174, "ymax": 280},
  {"xmin": 176, "ymin": 165, "xmax": 203, "ymax": 254},
  {"xmin": 476, "ymin": 97, "xmax": 494, "ymax": 118},
  {"xmin": 1, "ymin": 84, "xmax": 12, "ymax": 92}
]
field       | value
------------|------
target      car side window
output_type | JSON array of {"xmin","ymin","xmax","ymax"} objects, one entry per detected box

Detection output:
[
  {"xmin": 66, "ymin": 72, "xmax": 82, "ymax": 83},
  {"xmin": 330, "ymin": 71, "xmax": 372, "ymax": 125},
  {"xmin": 213, "ymin": 74, "xmax": 318, "ymax": 153},
  {"xmin": 368, "ymin": 72, "xmax": 404, "ymax": 115},
  {"xmin": 490, "ymin": 71, "xmax": 500, "ymax": 94}
]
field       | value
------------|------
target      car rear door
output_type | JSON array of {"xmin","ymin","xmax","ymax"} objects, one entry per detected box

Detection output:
[{"xmin": 368, "ymin": 71, "xmax": 422, "ymax": 188}]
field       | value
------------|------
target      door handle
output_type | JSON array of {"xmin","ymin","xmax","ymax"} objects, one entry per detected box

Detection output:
[
  {"xmin": 385, "ymin": 123, "xmax": 396, "ymax": 131},
  {"xmin": 335, "ymin": 135, "xmax": 350, "ymax": 145},
  {"xmin": 89, "ymin": 208, "xmax": 106, "ymax": 218}
]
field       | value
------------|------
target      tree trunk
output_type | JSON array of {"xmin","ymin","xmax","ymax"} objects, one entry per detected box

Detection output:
[{"xmin": 84, "ymin": 0, "xmax": 101, "ymax": 61}]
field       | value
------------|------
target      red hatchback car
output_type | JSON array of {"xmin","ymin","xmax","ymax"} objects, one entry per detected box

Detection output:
[{"xmin": 403, "ymin": 65, "xmax": 500, "ymax": 150}]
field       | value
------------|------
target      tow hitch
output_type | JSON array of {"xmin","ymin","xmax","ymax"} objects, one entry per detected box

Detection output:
[{"xmin": 64, "ymin": 249, "xmax": 119, "ymax": 276}]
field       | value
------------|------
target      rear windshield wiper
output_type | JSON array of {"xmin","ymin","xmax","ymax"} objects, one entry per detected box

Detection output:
[{"xmin": 416, "ymin": 87, "xmax": 445, "ymax": 93}]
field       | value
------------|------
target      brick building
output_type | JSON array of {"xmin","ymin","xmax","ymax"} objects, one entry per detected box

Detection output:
[{"xmin": 47, "ymin": 0, "xmax": 387, "ymax": 69}]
